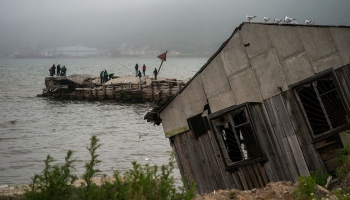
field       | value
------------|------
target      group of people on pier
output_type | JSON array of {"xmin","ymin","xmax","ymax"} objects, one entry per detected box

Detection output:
[
  {"xmin": 134, "ymin": 63, "xmax": 158, "ymax": 82},
  {"xmin": 100, "ymin": 70, "xmax": 111, "ymax": 84},
  {"xmin": 49, "ymin": 64, "xmax": 67, "ymax": 76}
]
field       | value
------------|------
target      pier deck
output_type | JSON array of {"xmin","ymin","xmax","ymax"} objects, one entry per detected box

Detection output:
[{"xmin": 41, "ymin": 74, "xmax": 188, "ymax": 104}]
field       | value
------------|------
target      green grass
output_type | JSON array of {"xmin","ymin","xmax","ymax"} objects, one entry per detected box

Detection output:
[{"xmin": 25, "ymin": 135, "xmax": 195, "ymax": 200}]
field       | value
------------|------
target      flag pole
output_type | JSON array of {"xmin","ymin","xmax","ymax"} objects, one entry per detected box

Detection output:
[{"xmin": 157, "ymin": 51, "xmax": 167, "ymax": 75}]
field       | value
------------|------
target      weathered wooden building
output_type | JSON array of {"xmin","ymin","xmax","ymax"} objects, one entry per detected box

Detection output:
[{"xmin": 146, "ymin": 22, "xmax": 350, "ymax": 193}]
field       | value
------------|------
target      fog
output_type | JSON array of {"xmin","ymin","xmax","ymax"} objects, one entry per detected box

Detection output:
[{"xmin": 1, "ymin": 0, "xmax": 350, "ymax": 56}]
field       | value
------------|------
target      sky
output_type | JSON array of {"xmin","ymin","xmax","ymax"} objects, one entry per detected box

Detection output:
[{"xmin": 0, "ymin": 0, "xmax": 350, "ymax": 56}]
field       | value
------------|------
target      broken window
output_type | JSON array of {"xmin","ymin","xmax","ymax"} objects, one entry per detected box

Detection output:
[
  {"xmin": 211, "ymin": 106, "xmax": 263, "ymax": 168},
  {"xmin": 294, "ymin": 73, "xmax": 348, "ymax": 137},
  {"xmin": 187, "ymin": 113, "xmax": 209, "ymax": 139}
]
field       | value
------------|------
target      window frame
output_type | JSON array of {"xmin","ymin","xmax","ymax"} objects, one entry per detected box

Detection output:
[
  {"xmin": 208, "ymin": 103, "xmax": 266, "ymax": 170},
  {"xmin": 291, "ymin": 70, "xmax": 350, "ymax": 142}
]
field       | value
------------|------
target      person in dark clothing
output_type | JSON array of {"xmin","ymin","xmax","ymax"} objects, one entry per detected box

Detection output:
[
  {"xmin": 49, "ymin": 64, "xmax": 55, "ymax": 76},
  {"xmin": 142, "ymin": 64, "xmax": 146, "ymax": 76},
  {"xmin": 153, "ymin": 68, "xmax": 158, "ymax": 80},
  {"xmin": 138, "ymin": 70, "xmax": 142, "ymax": 83},
  {"xmin": 56, "ymin": 64, "xmax": 61, "ymax": 76},
  {"xmin": 100, "ymin": 71, "xmax": 104, "ymax": 84},
  {"xmin": 135, "ymin": 63, "xmax": 139, "ymax": 77},
  {"xmin": 61, "ymin": 66, "xmax": 67, "ymax": 76},
  {"xmin": 104, "ymin": 70, "xmax": 108, "ymax": 82},
  {"xmin": 53, "ymin": 65, "xmax": 56, "ymax": 76}
]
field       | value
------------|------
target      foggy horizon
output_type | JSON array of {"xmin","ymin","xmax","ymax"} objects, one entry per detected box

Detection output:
[{"xmin": 1, "ymin": 0, "xmax": 350, "ymax": 56}]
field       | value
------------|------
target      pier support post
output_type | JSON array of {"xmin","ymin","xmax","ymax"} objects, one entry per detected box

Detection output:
[
  {"xmin": 112, "ymin": 84, "xmax": 115, "ymax": 99},
  {"xmin": 151, "ymin": 81, "xmax": 154, "ymax": 102}
]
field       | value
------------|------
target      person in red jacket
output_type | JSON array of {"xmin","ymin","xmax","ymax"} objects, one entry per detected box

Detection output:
[{"xmin": 142, "ymin": 64, "xmax": 146, "ymax": 76}]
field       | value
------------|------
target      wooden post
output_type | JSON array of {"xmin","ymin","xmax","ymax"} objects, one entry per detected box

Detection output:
[
  {"xmin": 112, "ymin": 84, "xmax": 115, "ymax": 100},
  {"xmin": 168, "ymin": 81, "xmax": 171, "ymax": 95},
  {"xmin": 151, "ymin": 81, "xmax": 154, "ymax": 102},
  {"xmin": 103, "ymin": 85, "xmax": 106, "ymax": 99}
]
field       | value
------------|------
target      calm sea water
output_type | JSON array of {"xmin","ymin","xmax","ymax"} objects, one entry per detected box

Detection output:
[{"xmin": 0, "ymin": 57, "xmax": 208, "ymax": 185}]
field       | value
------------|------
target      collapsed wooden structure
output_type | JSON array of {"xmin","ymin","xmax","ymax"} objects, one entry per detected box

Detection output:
[
  {"xmin": 42, "ymin": 75, "xmax": 187, "ymax": 104},
  {"xmin": 145, "ymin": 22, "xmax": 350, "ymax": 194}
]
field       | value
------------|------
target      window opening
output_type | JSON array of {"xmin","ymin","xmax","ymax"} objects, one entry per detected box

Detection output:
[
  {"xmin": 213, "ymin": 107, "xmax": 263, "ymax": 167},
  {"xmin": 295, "ymin": 74, "xmax": 348, "ymax": 136}
]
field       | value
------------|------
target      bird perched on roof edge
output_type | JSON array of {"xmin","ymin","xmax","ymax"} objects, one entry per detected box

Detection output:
[
  {"xmin": 274, "ymin": 19, "xmax": 282, "ymax": 24},
  {"xmin": 305, "ymin": 20, "xmax": 315, "ymax": 25},
  {"xmin": 246, "ymin": 15, "xmax": 257, "ymax": 22},
  {"xmin": 284, "ymin": 16, "xmax": 296, "ymax": 24},
  {"xmin": 263, "ymin": 17, "xmax": 270, "ymax": 23}
]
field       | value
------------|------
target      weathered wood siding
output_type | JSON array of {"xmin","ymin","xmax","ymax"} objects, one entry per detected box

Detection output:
[
  {"xmin": 171, "ymin": 129, "xmax": 269, "ymax": 193},
  {"xmin": 171, "ymin": 89, "xmax": 338, "ymax": 192}
]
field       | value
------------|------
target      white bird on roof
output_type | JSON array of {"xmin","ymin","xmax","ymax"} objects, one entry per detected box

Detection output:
[
  {"xmin": 274, "ymin": 19, "xmax": 282, "ymax": 24},
  {"xmin": 305, "ymin": 20, "xmax": 315, "ymax": 25},
  {"xmin": 246, "ymin": 15, "xmax": 257, "ymax": 22},
  {"xmin": 263, "ymin": 17, "xmax": 270, "ymax": 23},
  {"xmin": 284, "ymin": 16, "xmax": 296, "ymax": 24}
]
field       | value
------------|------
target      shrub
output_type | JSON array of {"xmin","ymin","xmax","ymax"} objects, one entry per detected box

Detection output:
[
  {"xmin": 310, "ymin": 167, "xmax": 329, "ymax": 187},
  {"xmin": 336, "ymin": 145, "xmax": 350, "ymax": 182},
  {"xmin": 331, "ymin": 187, "xmax": 350, "ymax": 200},
  {"xmin": 25, "ymin": 136, "xmax": 196, "ymax": 200},
  {"xmin": 25, "ymin": 150, "xmax": 77, "ymax": 200},
  {"xmin": 293, "ymin": 175, "xmax": 317, "ymax": 200},
  {"xmin": 75, "ymin": 135, "xmax": 101, "ymax": 200},
  {"xmin": 111, "ymin": 154, "xmax": 195, "ymax": 200}
]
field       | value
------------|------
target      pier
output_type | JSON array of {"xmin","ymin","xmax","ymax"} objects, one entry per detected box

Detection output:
[{"xmin": 40, "ymin": 74, "xmax": 188, "ymax": 104}]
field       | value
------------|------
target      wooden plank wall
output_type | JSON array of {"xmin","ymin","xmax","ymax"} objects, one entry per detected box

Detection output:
[
  {"xmin": 170, "ymin": 129, "xmax": 269, "ymax": 194},
  {"xmin": 250, "ymin": 91, "xmax": 323, "ymax": 182},
  {"xmin": 171, "ymin": 89, "xmax": 329, "ymax": 194}
]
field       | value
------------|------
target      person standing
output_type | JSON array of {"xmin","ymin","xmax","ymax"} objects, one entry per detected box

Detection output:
[
  {"xmin": 49, "ymin": 64, "xmax": 55, "ymax": 76},
  {"xmin": 53, "ymin": 65, "xmax": 56, "ymax": 76},
  {"xmin": 138, "ymin": 70, "xmax": 142, "ymax": 83},
  {"xmin": 104, "ymin": 70, "xmax": 108, "ymax": 83},
  {"xmin": 56, "ymin": 64, "xmax": 61, "ymax": 76},
  {"xmin": 142, "ymin": 64, "xmax": 146, "ymax": 76},
  {"xmin": 135, "ymin": 63, "xmax": 139, "ymax": 77},
  {"xmin": 61, "ymin": 66, "xmax": 67, "ymax": 76},
  {"xmin": 100, "ymin": 71, "xmax": 104, "ymax": 84},
  {"xmin": 153, "ymin": 68, "xmax": 158, "ymax": 80}
]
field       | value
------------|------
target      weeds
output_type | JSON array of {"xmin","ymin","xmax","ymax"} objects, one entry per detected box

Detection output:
[
  {"xmin": 25, "ymin": 136, "xmax": 196, "ymax": 200},
  {"xmin": 25, "ymin": 150, "xmax": 77, "ymax": 200},
  {"xmin": 331, "ymin": 187, "xmax": 350, "ymax": 200},
  {"xmin": 336, "ymin": 145, "xmax": 350, "ymax": 182},
  {"xmin": 310, "ymin": 167, "xmax": 329, "ymax": 187},
  {"xmin": 293, "ymin": 175, "xmax": 317, "ymax": 200}
]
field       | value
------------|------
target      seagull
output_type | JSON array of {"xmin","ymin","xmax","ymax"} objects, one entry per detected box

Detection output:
[
  {"xmin": 284, "ymin": 16, "xmax": 296, "ymax": 24},
  {"xmin": 136, "ymin": 132, "xmax": 149, "ymax": 141},
  {"xmin": 145, "ymin": 158, "xmax": 155, "ymax": 163},
  {"xmin": 246, "ymin": 15, "xmax": 257, "ymax": 22},
  {"xmin": 292, "ymin": 21, "xmax": 299, "ymax": 24},
  {"xmin": 274, "ymin": 19, "xmax": 282, "ymax": 24},
  {"xmin": 263, "ymin": 17, "xmax": 270, "ymax": 23},
  {"xmin": 305, "ymin": 20, "xmax": 315, "ymax": 25}
]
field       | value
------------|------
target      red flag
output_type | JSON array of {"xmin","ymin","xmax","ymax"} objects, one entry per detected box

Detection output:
[{"xmin": 157, "ymin": 51, "xmax": 167, "ymax": 61}]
